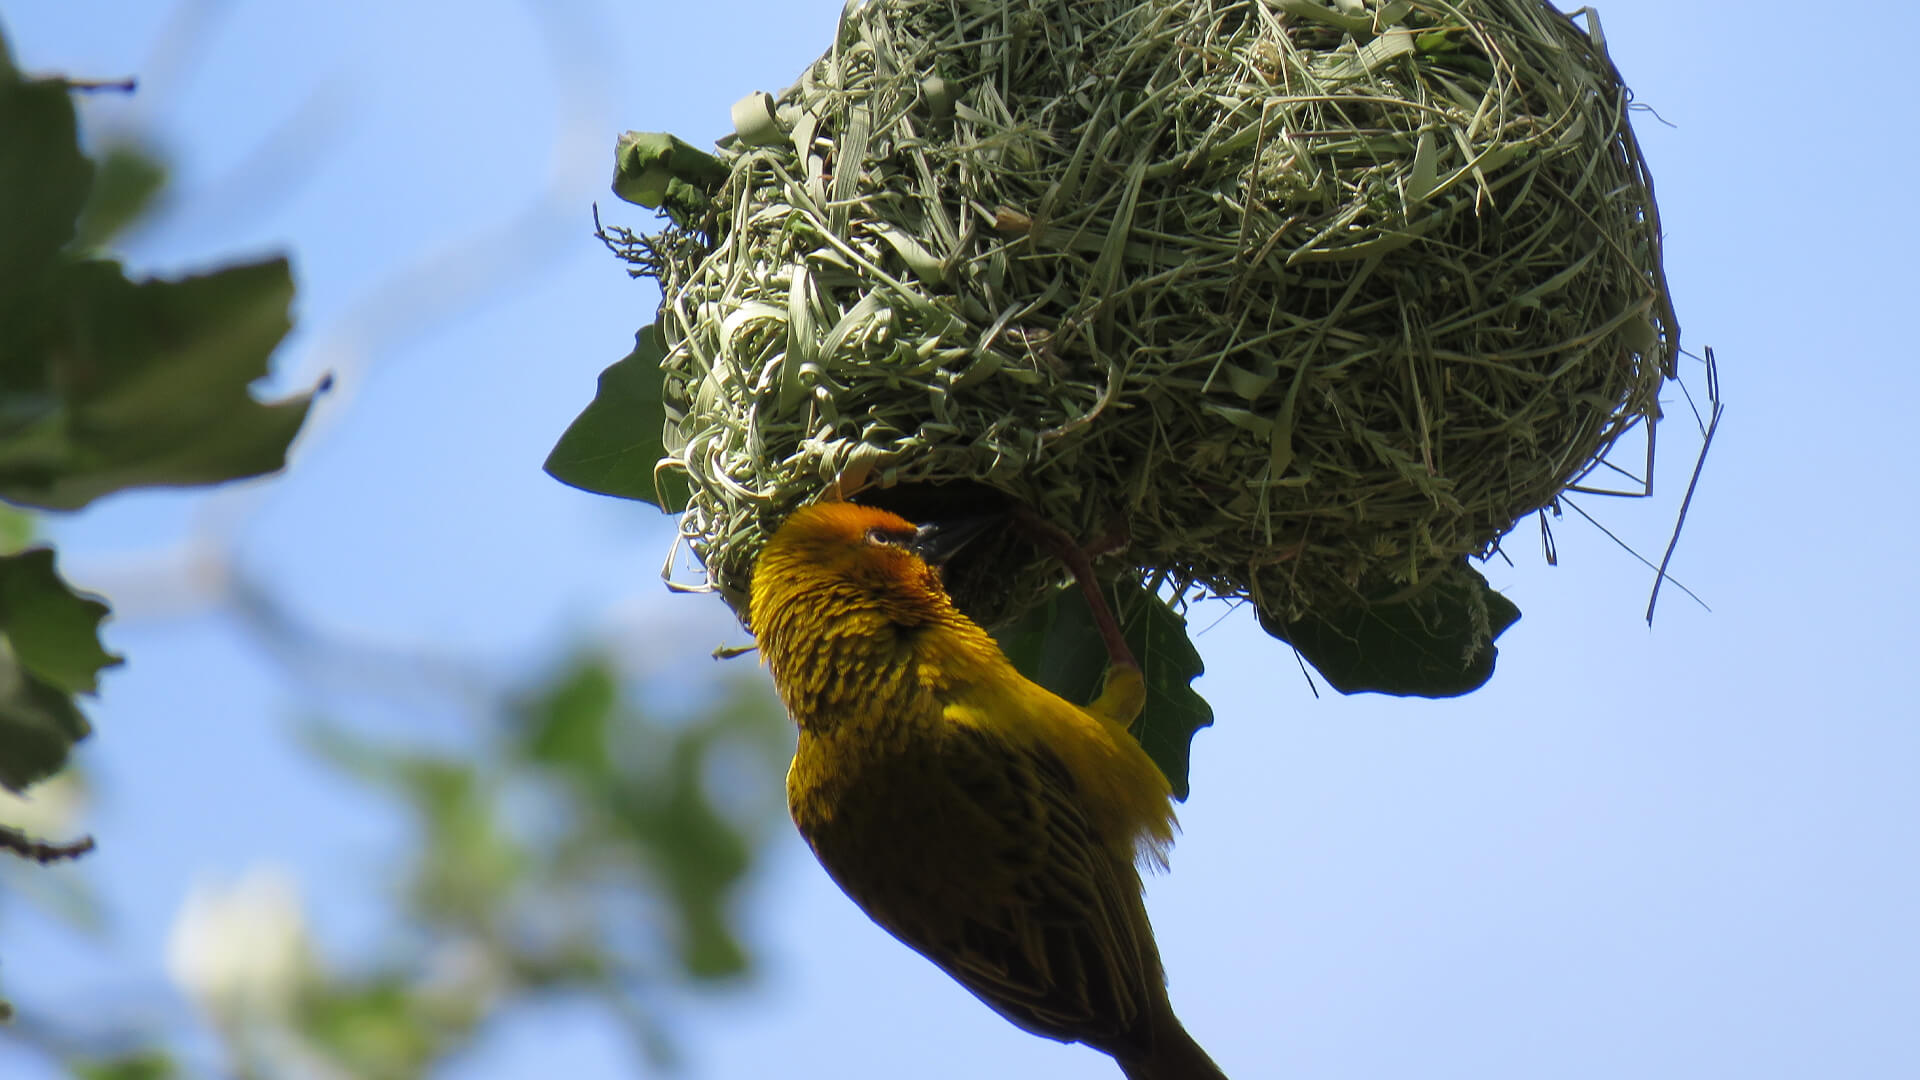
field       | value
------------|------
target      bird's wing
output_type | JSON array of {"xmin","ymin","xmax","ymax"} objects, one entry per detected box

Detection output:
[
  {"xmin": 805, "ymin": 712, "xmax": 1162, "ymax": 1055},
  {"xmin": 949, "ymin": 727, "xmax": 1161, "ymax": 1052}
]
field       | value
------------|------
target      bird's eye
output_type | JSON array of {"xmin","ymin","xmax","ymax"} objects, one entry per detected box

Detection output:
[{"xmin": 865, "ymin": 527, "xmax": 894, "ymax": 546}]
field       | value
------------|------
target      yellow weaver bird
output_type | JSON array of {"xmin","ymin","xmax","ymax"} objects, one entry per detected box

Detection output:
[{"xmin": 751, "ymin": 502, "xmax": 1226, "ymax": 1080}]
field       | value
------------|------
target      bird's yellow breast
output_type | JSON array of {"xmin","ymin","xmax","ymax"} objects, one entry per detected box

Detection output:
[
  {"xmin": 774, "ymin": 608, "xmax": 1175, "ymax": 871},
  {"xmin": 749, "ymin": 503, "xmax": 1176, "ymax": 869}
]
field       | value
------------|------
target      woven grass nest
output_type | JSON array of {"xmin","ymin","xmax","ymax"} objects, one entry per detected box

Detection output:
[{"xmin": 609, "ymin": 0, "xmax": 1677, "ymax": 639}]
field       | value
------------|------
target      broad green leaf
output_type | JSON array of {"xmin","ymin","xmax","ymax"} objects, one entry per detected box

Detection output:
[
  {"xmin": 0, "ymin": 257, "xmax": 316, "ymax": 510},
  {"xmin": 0, "ymin": 547, "xmax": 119, "ymax": 694},
  {"xmin": 1257, "ymin": 559, "xmax": 1521, "ymax": 697},
  {"xmin": 0, "ymin": 71, "xmax": 91, "ymax": 294},
  {"xmin": 544, "ymin": 325, "xmax": 687, "ymax": 511},
  {"xmin": 996, "ymin": 577, "xmax": 1213, "ymax": 800}
]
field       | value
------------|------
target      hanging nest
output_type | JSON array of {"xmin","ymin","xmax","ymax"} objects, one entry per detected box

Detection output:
[{"xmin": 613, "ymin": 0, "xmax": 1677, "ymax": 631}]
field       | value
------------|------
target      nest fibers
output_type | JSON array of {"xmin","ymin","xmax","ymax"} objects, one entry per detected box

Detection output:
[{"xmin": 624, "ymin": 0, "xmax": 1677, "ymax": 626}]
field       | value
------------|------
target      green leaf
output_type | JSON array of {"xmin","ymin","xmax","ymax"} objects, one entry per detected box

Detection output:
[
  {"xmin": 0, "ymin": 71, "xmax": 92, "ymax": 295},
  {"xmin": 544, "ymin": 325, "xmax": 687, "ymax": 511},
  {"xmin": 577, "ymin": 677, "xmax": 787, "ymax": 982},
  {"xmin": 0, "ymin": 56, "xmax": 313, "ymax": 514},
  {"xmin": 518, "ymin": 658, "xmax": 616, "ymax": 782},
  {"xmin": 0, "ymin": 257, "xmax": 318, "ymax": 510},
  {"xmin": 996, "ymin": 578, "xmax": 1213, "ymax": 800},
  {"xmin": 0, "ymin": 547, "xmax": 120, "ymax": 694},
  {"xmin": 0, "ymin": 548, "xmax": 115, "ymax": 791},
  {"xmin": 298, "ymin": 978, "xmax": 438, "ymax": 1078},
  {"xmin": 613, "ymin": 723, "xmax": 755, "ymax": 978},
  {"xmin": 1257, "ymin": 560, "xmax": 1521, "ymax": 697},
  {"xmin": 0, "ymin": 664, "xmax": 90, "ymax": 793},
  {"xmin": 611, "ymin": 131, "xmax": 728, "ymax": 209},
  {"xmin": 72, "ymin": 142, "xmax": 168, "ymax": 250},
  {"xmin": 404, "ymin": 760, "xmax": 524, "ymax": 916},
  {"xmin": 0, "ymin": 503, "xmax": 34, "ymax": 552}
]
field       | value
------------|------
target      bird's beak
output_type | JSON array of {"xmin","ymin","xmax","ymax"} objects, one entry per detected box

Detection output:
[{"xmin": 908, "ymin": 515, "xmax": 996, "ymax": 566}]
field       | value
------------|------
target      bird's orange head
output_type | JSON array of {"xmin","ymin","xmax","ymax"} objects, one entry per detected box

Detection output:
[{"xmin": 749, "ymin": 502, "xmax": 993, "ymax": 637}]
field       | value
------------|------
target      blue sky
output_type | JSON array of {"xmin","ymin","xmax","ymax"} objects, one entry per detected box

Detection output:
[{"xmin": 3, "ymin": 1, "xmax": 1918, "ymax": 1078}]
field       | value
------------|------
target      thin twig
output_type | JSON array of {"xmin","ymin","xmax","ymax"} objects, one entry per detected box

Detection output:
[
  {"xmin": 62, "ymin": 77, "xmax": 138, "ymax": 94},
  {"xmin": 0, "ymin": 825, "xmax": 95, "ymax": 864}
]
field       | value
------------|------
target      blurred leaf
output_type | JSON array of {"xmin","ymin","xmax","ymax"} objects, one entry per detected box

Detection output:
[
  {"xmin": 0, "ymin": 548, "xmax": 120, "ymax": 694},
  {"xmin": 626, "ymin": 728, "xmax": 754, "ymax": 977},
  {"xmin": 299, "ymin": 654, "xmax": 786, "ymax": 1071},
  {"xmin": 69, "ymin": 1052, "xmax": 178, "ymax": 1080},
  {"xmin": 517, "ymin": 667, "xmax": 787, "ymax": 982},
  {"xmin": 0, "ymin": 665, "xmax": 91, "ymax": 794},
  {"xmin": 544, "ymin": 325, "xmax": 687, "ymax": 511},
  {"xmin": 0, "ymin": 68, "xmax": 91, "ymax": 295},
  {"xmin": 1257, "ymin": 560, "xmax": 1521, "ymax": 697},
  {"xmin": 0, "ymin": 258, "xmax": 317, "ymax": 510},
  {"xmin": 72, "ymin": 143, "xmax": 167, "ymax": 250},
  {"xmin": 0, "ymin": 504, "xmax": 33, "ymax": 553},
  {"xmin": 519, "ymin": 658, "xmax": 616, "ymax": 783},
  {"xmin": 304, "ymin": 725, "xmax": 525, "ymax": 925},
  {"xmin": 401, "ymin": 759, "xmax": 524, "ymax": 922},
  {"xmin": 299, "ymin": 978, "xmax": 438, "ymax": 1080},
  {"xmin": 0, "ymin": 43, "xmax": 309, "ymax": 512},
  {"xmin": 996, "ymin": 578, "xmax": 1213, "ymax": 800},
  {"xmin": 0, "ymin": 23, "xmax": 314, "ymax": 805},
  {"xmin": 604, "ymin": 722, "xmax": 753, "ymax": 979}
]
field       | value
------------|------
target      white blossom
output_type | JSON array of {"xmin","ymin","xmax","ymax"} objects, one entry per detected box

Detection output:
[{"xmin": 165, "ymin": 865, "xmax": 312, "ymax": 1018}]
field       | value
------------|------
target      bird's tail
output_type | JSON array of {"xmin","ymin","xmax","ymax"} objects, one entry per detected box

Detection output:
[{"xmin": 1116, "ymin": 1013, "xmax": 1229, "ymax": 1080}]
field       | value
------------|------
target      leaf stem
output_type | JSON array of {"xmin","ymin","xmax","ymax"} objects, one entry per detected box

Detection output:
[{"xmin": 1012, "ymin": 507, "xmax": 1137, "ymax": 673}]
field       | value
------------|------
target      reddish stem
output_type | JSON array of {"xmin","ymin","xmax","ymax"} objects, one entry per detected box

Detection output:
[{"xmin": 1012, "ymin": 507, "xmax": 1137, "ymax": 673}]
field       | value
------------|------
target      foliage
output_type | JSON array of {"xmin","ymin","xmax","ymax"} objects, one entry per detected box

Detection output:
[
  {"xmin": 0, "ymin": 550, "xmax": 115, "ymax": 794},
  {"xmin": 995, "ymin": 579, "xmax": 1213, "ymax": 800},
  {"xmin": 1258, "ymin": 559, "xmax": 1522, "ymax": 697},
  {"xmin": 20, "ymin": 655, "xmax": 789, "ymax": 1079},
  {"xmin": 256, "ymin": 657, "xmax": 791, "ymax": 1078},
  {"xmin": 0, "ymin": 14, "xmax": 795, "ymax": 1080},
  {"xmin": 0, "ymin": 25, "xmax": 317, "ymax": 808},
  {"xmin": 545, "ymin": 326, "xmax": 688, "ymax": 513}
]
